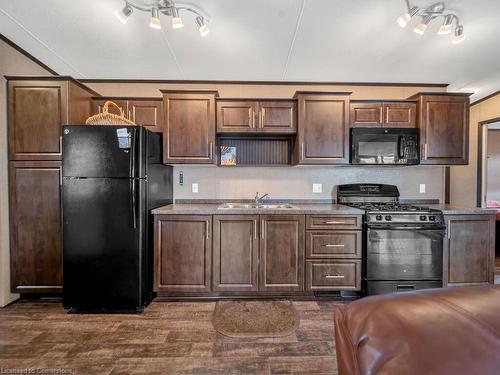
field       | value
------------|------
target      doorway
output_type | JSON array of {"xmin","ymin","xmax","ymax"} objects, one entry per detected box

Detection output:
[{"xmin": 477, "ymin": 119, "xmax": 500, "ymax": 272}]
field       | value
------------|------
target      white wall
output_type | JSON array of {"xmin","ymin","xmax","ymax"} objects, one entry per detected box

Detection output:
[{"xmin": 0, "ymin": 39, "xmax": 53, "ymax": 307}]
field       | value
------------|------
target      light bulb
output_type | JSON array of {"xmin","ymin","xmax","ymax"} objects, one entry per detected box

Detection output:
[
  {"xmin": 452, "ymin": 25, "xmax": 465, "ymax": 44},
  {"xmin": 172, "ymin": 8, "xmax": 183, "ymax": 28},
  {"xmin": 196, "ymin": 17, "xmax": 210, "ymax": 37},
  {"xmin": 438, "ymin": 14, "xmax": 454, "ymax": 35},
  {"xmin": 396, "ymin": 7, "xmax": 418, "ymax": 28},
  {"xmin": 115, "ymin": 4, "xmax": 133, "ymax": 24},
  {"xmin": 150, "ymin": 8, "xmax": 161, "ymax": 29},
  {"xmin": 397, "ymin": 13, "xmax": 411, "ymax": 28},
  {"xmin": 413, "ymin": 23, "xmax": 428, "ymax": 35},
  {"xmin": 413, "ymin": 15, "xmax": 432, "ymax": 35}
]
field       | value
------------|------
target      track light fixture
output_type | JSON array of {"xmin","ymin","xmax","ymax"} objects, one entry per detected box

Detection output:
[
  {"xmin": 115, "ymin": 0, "xmax": 210, "ymax": 37},
  {"xmin": 396, "ymin": 0, "xmax": 465, "ymax": 43}
]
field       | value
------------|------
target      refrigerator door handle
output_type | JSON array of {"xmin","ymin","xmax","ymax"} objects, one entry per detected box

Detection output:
[
  {"xmin": 129, "ymin": 128, "xmax": 137, "ymax": 178},
  {"xmin": 130, "ymin": 179, "xmax": 137, "ymax": 229}
]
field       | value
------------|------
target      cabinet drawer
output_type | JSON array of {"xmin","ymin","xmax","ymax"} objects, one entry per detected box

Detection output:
[
  {"xmin": 306, "ymin": 231, "xmax": 361, "ymax": 259},
  {"xmin": 306, "ymin": 260, "xmax": 361, "ymax": 291},
  {"xmin": 306, "ymin": 215, "xmax": 361, "ymax": 230}
]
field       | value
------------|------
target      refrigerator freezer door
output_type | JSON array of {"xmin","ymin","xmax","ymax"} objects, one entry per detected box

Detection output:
[
  {"xmin": 62, "ymin": 177, "xmax": 145, "ymax": 311},
  {"xmin": 62, "ymin": 125, "xmax": 145, "ymax": 178}
]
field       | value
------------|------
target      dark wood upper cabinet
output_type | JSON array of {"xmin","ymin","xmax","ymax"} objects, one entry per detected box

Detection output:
[
  {"xmin": 216, "ymin": 100, "xmax": 296, "ymax": 134},
  {"xmin": 295, "ymin": 93, "xmax": 350, "ymax": 164},
  {"xmin": 257, "ymin": 101, "xmax": 296, "ymax": 133},
  {"xmin": 129, "ymin": 99, "xmax": 162, "ymax": 132},
  {"xmin": 259, "ymin": 215, "xmax": 305, "ymax": 292},
  {"xmin": 349, "ymin": 101, "xmax": 416, "ymax": 128},
  {"xmin": 8, "ymin": 79, "xmax": 94, "ymax": 161},
  {"xmin": 213, "ymin": 215, "xmax": 259, "ymax": 292},
  {"xmin": 9, "ymin": 161, "xmax": 62, "ymax": 293},
  {"xmin": 350, "ymin": 102, "xmax": 383, "ymax": 127},
  {"xmin": 413, "ymin": 93, "xmax": 470, "ymax": 165},
  {"xmin": 383, "ymin": 102, "xmax": 416, "ymax": 128},
  {"xmin": 444, "ymin": 214, "xmax": 495, "ymax": 286},
  {"xmin": 162, "ymin": 91, "xmax": 217, "ymax": 164},
  {"xmin": 154, "ymin": 215, "xmax": 212, "ymax": 293},
  {"xmin": 217, "ymin": 101, "xmax": 256, "ymax": 133}
]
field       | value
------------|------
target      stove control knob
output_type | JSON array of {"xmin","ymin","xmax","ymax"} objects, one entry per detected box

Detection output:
[
  {"xmin": 385, "ymin": 215, "xmax": 392, "ymax": 221},
  {"xmin": 420, "ymin": 215, "xmax": 427, "ymax": 221},
  {"xmin": 429, "ymin": 216, "xmax": 436, "ymax": 221},
  {"xmin": 376, "ymin": 215, "xmax": 383, "ymax": 221}
]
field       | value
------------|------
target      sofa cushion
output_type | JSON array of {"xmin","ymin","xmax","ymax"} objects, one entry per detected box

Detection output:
[{"xmin": 334, "ymin": 285, "xmax": 500, "ymax": 375}]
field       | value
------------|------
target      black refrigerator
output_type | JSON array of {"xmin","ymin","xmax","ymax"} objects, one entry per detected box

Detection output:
[{"xmin": 62, "ymin": 125, "xmax": 172, "ymax": 313}]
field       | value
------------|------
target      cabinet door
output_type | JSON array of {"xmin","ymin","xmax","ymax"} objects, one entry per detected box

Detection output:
[
  {"xmin": 349, "ymin": 102, "xmax": 383, "ymax": 128},
  {"xmin": 296, "ymin": 94, "xmax": 350, "ymax": 164},
  {"xmin": 155, "ymin": 215, "xmax": 212, "ymax": 293},
  {"xmin": 163, "ymin": 92, "xmax": 216, "ymax": 164},
  {"xmin": 383, "ymin": 102, "xmax": 416, "ymax": 128},
  {"xmin": 8, "ymin": 80, "xmax": 68, "ymax": 161},
  {"xmin": 444, "ymin": 215, "xmax": 495, "ymax": 286},
  {"xmin": 91, "ymin": 99, "xmax": 128, "ymax": 117},
  {"xmin": 129, "ymin": 99, "xmax": 162, "ymax": 132},
  {"xmin": 217, "ymin": 101, "xmax": 256, "ymax": 133},
  {"xmin": 260, "ymin": 215, "xmax": 305, "ymax": 292},
  {"xmin": 418, "ymin": 95, "xmax": 469, "ymax": 165},
  {"xmin": 9, "ymin": 161, "xmax": 62, "ymax": 293},
  {"xmin": 213, "ymin": 215, "xmax": 259, "ymax": 292},
  {"xmin": 257, "ymin": 101, "xmax": 297, "ymax": 133}
]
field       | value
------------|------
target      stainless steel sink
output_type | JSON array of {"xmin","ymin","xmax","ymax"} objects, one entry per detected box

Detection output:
[{"xmin": 218, "ymin": 203, "xmax": 295, "ymax": 210}]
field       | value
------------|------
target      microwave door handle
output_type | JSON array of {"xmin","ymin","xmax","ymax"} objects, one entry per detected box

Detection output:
[{"xmin": 398, "ymin": 137, "xmax": 404, "ymax": 159}]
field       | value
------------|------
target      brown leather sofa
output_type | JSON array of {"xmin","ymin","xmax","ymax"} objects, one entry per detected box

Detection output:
[{"xmin": 334, "ymin": 285, "xmax": 500, "ymax": 375}]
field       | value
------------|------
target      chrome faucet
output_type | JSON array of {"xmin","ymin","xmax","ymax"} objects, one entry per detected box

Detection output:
[{"xmin": 254, "ymin": 192, "xmax": 270, "ymax": 204}]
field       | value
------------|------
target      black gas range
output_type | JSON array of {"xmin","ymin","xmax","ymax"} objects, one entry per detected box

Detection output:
[{"xmin": 337, "ymin": 184, "xmax": 445, "ymax": 296}]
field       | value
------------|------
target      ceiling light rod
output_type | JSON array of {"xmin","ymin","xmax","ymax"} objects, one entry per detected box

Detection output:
[
  {"xmin": 116, "ymin": 0, "xmax": 211, "ymax": 36},
  {"xmin": 397, "ymin": 0, "xmax": 465, "ymax": 43}
]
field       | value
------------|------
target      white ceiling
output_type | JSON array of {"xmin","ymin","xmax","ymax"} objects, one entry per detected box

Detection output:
[{"xmin": 1, "ymin": 0, "xmax": 500, "ymax": 101}]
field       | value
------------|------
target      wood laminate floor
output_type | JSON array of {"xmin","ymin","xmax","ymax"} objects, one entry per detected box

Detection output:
[{"xmin": 0, "ymin": 299, "xmax": 343, "ymax": 375}]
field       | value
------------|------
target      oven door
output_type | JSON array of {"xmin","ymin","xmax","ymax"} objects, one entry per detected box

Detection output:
[{"xmin": 366, "ymin": 226, "xmax": 445, "ymax": 280}]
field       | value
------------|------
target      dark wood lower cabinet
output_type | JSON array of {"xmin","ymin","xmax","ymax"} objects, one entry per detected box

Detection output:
[
  {"xmin": 9, "ymin": 161, "xmax": 62, "ymax": 293},
  {"xmin": 444, "ymin": 214, "xmax": 495, "ymax": 286},
  {"xmin": 306, "ymin": 260, "xmax": 361, "ymax": 291},
  {"xmin": 154, "ymin": 215, "xmax": 212, "ymax": 293},
  {"xmin": 259, "ymin": 215, "xmax": 305, "ymax": 292},
  {"xmin": 213, "ymin": 215, "xmax": 259, "ymax": 292}
]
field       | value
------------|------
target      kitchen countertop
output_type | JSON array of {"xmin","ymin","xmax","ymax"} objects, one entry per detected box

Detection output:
[
  {"xmin": 152, "ymin": 203, "xmax": 365, "ymax": 215},
  {"xmin": 427, "ymin": 204, "xmax": 498, "ymax": 215}
]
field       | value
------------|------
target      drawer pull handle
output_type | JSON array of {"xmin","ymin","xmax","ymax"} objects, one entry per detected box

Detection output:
[
  {"xmin": 324, "ymin": 221, "xmax": 346, "ymax": 224},
  {"xmin": 324, "ymin": 244, "xmax": 345, "ymax": 247},
  {"xmin": 325, "ymin": 275, "xmax": 345, "ymax": 279}
]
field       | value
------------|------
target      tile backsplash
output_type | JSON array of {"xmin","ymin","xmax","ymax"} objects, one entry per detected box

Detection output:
[{"xmin": 173, "ymin": 166, "xmax": 445, "ymax": 202}]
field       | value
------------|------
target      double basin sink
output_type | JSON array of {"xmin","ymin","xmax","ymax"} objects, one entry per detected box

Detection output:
[{"xmin": 218, "ymin": 203, "xmax": 296, "ymax": 210}]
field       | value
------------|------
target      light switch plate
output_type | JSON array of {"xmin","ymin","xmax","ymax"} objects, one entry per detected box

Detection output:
[
  {"xmin": 192, "ymin": 183, "xmax": 199, "ymax": 193},
  {"xmin": 419, "ymin": 184, "xmax": 426, "ymax": 193},
  {"xmin": 313, "ymin": 183, "xmax": 322, "ymax": 193}
]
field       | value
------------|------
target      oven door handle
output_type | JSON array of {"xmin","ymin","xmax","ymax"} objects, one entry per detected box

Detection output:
[{"xmin": 367, "ymin": 225, "xmax": 446, "ymax": 231}]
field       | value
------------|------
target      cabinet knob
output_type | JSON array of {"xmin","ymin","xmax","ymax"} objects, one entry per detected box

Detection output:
[
  {"xmin": 325, "ymin": 275, "xmax": 345, "ymax": 279},
  {"xmin": 324, "ymin": 244, "xmax": 345, "ymax": 247}
]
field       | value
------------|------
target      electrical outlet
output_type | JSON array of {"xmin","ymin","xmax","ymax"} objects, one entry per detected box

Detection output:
[
  {"xmin": 419, "ymin": 184, "xmax": 426, "ymax": 194},
  {"xmin": 313, "ymin": 183, "xmax": 322, "ymax": 193},
  {"xmin": 192, "ymin": 183, "xmax": 199, "ymax": 193}
]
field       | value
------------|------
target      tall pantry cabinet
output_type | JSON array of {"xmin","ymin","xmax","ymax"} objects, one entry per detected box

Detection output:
[{"xmin": 7, "ymin": 77, "xmax": 96, "ymax": 293}]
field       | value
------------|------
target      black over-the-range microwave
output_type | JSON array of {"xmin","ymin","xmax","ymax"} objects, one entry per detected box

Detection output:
[{"xmin": 350, "ymin": 128, "xmax": 420, "ymax": 165}]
